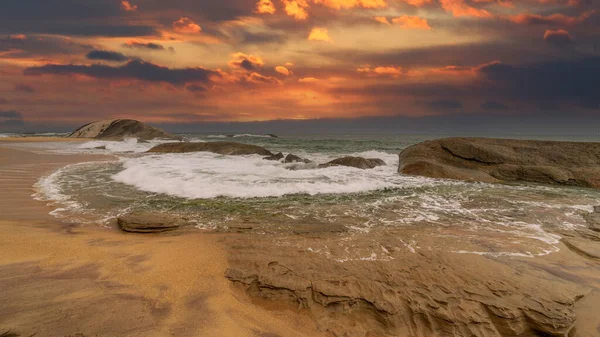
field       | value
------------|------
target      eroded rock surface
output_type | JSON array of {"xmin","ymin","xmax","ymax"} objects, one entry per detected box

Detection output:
[
  {"xmin": 68, "ymin": 119, "xmax": 181, "ymax": 141},
  {"xmin": 399, "ymin": 138, "xmax": 600, "ymax": 188},
  {"xmin": 117, "ymin": 212, "xmax": 185, "ymax": 233},
  {"xmin": 148, "ymin": 141, "xmax": 273, "ymax": 156},
  {"xmin": 225, "ymin": 231, "xmax": 588, "ymax": 337},
  {"xmin": 319, "ymin": 156, "xmax": 386, "ymax": 169}
]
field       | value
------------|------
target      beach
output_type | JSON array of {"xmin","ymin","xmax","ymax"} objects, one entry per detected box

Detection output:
[
  {"xmin": 0, "ymin": 140, "xmax": 323, "ymax": 337},
  {"xmin": 1, "ymin": 137, "xmax": 600, "ymax": 337}
]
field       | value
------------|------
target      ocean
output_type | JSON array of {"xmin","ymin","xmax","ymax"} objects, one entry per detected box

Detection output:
[{"xmin": 9, "ymin": 132, "xmax": 599, "ymax": 261}]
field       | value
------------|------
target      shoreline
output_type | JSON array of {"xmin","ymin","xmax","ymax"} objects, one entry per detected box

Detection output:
[
  {"xmin": 0, "ymin": 140, "xmax": 324, "ymax": 337},
  {"xmin": 1, "ymin": 137, "xmax": 600, "ymax": 337}
]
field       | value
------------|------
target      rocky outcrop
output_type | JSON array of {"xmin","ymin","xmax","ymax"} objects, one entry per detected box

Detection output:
[
  {"xmin": 319, "ymin": 156, "xmax": 386, "ymax": 169},
  {"xmin": 225, "ymin": 232, "xmax": 588, "ymax": 337},
  {"xmin": 117, "ymin": 212, "xmax": 185, "ymax": 233},
  {"xmin": 284, "ymin": 154, "xmax": 311, "ymax": 163},
  {"xmin": 264, "ymin": 152, "xmax": 284, "ymax": 161},
  {"xmin": 399, "ymin": 138, "xmax": 600, "ymax": 188},
  {"xmin": 68, "ymin": 119, "xmax": 181, "ymax": 141},
  {"xmin": 147, "ymin": 141, "xmax": 273, "ymax": 156}
]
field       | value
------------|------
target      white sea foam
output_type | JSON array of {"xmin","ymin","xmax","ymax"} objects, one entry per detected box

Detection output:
[
  {"xmin": 111, "ymin": 151, "xmax": 405, "ymax": 199},
  {"xmin": 77, "ymin": 138, "xmax": 175, "ymax": 153}
]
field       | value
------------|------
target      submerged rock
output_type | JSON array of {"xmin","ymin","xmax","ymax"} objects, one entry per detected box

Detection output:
[
  {"xmin": 117, "ymin": 213, "xmax": 183, "ymax": 233},
  {"xmin": 284, "ymin": 154, "xmax": 311, "ymax": 163},
  {"xmin": 264, "ymin": 152, "xmax": 284, "ymax": 161},
  {"xmin": 319, "ymin": 156, "xmax": 386, "ymax": 169},
  {"xmin": 68, "ymin": 119, "xmax": 181, "ymax": 141},
  {"xmin": 399, "ymin": 137, "xmax": 600, "ymax": 188},
  {"xmin": 147, "ymin": 141, "xmax": 273, "ymax": 156}
]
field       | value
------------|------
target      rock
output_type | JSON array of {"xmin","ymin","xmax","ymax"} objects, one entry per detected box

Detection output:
[
  {"xmin": 563, "ymin": 237, "xmax": 600, "ymax": 259},
  {"xmin": 268, "ymin": 134, "xmax": 279, "ymax": 138},
  {"xmin": 147, "ymin": 141, "xmax": 273, "ymax": 156},
  {"xmin": 264, "ymin": 152, "xmax": 284, "ymax": 161},
  {"xmin": 399, "ymin": 137, "xmax": 600, "ymax": 188},
  {"xmin": 93, "ymin": 146, "xmax": 106, "ymax": 150},
  {"xmin": 68, "ymin": 119, "xmax": 181, "ymax": 141},
  {"xmin": 117, "ymin": 213, "xmax": 183, "ymax": 233},
  {"xmin": 319, "ymin": 156, "xmax": 386, "ymax": 169},
  {"xmin": 284, "ymin": 154, "xmax": 311, "ymax": 163},
  {"xmin": 584, "ymin": 206, "xmax": 600, "ymax": 232}
]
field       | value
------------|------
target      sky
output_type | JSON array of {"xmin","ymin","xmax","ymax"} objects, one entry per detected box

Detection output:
[{"xmin": 0, "ymin": 0, "xmax": 598, "ymax": 133}]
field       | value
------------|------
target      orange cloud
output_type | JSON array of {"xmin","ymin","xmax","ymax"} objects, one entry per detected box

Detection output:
[
  {"xmin": 228, "ymin": 53, "xmax": 265, "ymax": 70},
  {"xmin": 392, "ymin": 16, "xmax": 431, "ymax": 29},
  {"xmin": 313, "ymin": 0, "xmax": 387, "ymax": 9},
  {"xmin": 508, "ymin": 10, "xmax": 594, "ymax": 25},
  {"xmin": 172, "ymin": 17, "xmax": 202, "ymax": 34},
  {"xmin": 373, "ymin": 16, "xmax": 391, "ymax": 24},
  {"xmin": 440, "ymin": 0, "xmax": 492, "ymax": 18},
  {"xmin": 120, "ymin": 0, "xmax": 138, "ymax": 12},
  {"xmin": 9, "ymin": 34, "xmax": 27, "ymax": 40},
  {"xmin": 282, "ymin": 0, "xmax": 309, "ymax": 20},
  {"xmin": 358, "ymin": 65, "xmax": 403, "ymax": 77},
  {"xmin": 403, "ymin": 0, "xmax": 432, "ymax": 6},
  {"xmin": 308, "ymin": 27, "xmax": 332, "ymax": 42},
  {"xmin": 275, "ymin": 66, "xmax": 292, "ymax": 75},
  {"xmin": 256, "ymin": 0, "xmax": 277, "ymax": 14}
]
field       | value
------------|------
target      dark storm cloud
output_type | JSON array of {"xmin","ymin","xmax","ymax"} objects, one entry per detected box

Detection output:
[
  {"xmin": 0, "ymin": 35, "xmax": 94, "ymax": 56},
  {"xmin": 543, "ymin": 30, "xmax": 574, "ymax": 49},
  {"xmin": 86, "ymin": 50, "xmax": 130, "ymax": 62},
  {"xmin": 123, "ymin": 41, "xmax": 170, "ymax": 51},
  {"xmin": 0, "ymin": 110, "xmax": 23, "ymax": 119},
  {"xmin": 481, "ymin": 101, "xmax": 508, "ymax": 110},
  {"xmin": 24, "ymin": 60, "xmax": 219, "ymax": 86},
  {"xmin": 14, "ymin": 84, "xmax": 36, "ymax": 93}
]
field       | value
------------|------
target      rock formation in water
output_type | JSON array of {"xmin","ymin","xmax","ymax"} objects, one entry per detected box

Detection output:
[
  {"xmin": 148, "ymin": 141, "xmax": 273, "ymax": 156},
  {"xmin": 319, "ymin": 156, "xmax": 386, "ymax": 169},
  {"xmin": 264, "ymin": 152, "xmax": 284, "ymax": 161},
  {"xmin": 584, "ymin": 206, "xmax": 600, "ymax": 232},
  {"xmin": 284, "ymin": 154, "xmax": 312, "ymax": 163},
  {"xmin": 399, "ymin": 138, "xmax": 600, "ymax": 188},
  {"xmin": 117, "ymin": 212, "xmax": 184, "ymax": 233},
  {"xmin": 68, "ymin": 119, "xmax": 181, "ymax": 141}
]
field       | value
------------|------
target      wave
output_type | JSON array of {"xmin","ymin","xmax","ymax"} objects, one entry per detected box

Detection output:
[{"xmin": 77, "ymin": 138, "xmax": 178, "ymax": 154}]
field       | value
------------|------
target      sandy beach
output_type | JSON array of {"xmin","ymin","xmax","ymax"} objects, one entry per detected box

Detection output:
[
  {"xmin": 1, "ymin": 137, "xmax": 600, "ymax": 337},
  {"xmin": 0, "ymin": 139, "xmax": 323, "ymax": 337}
]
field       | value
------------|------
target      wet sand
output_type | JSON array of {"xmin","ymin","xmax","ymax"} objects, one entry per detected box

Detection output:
[
  {"xmin": 0, "ymin": 140, "xmax": 323, "ymax": 337},
  {"xmin": 1, "ymin": 138, "xmax": 600, "ymax": 337}
]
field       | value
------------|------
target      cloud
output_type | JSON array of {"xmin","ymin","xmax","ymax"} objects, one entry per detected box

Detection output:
[
  {"xmin": 0, "ymin": 98, "xmax": 8, "ymax": 104},
  {"xmin": 308, "ymin": 27, "xmax": 332, "ymax": 42},
  {"xmin": 403, "ymin": 0, "xmax": 432, "ymax": 6},
  {"xmin": 312, "ymin": 0, "xmax": 387, "ymax": 9},
  {"xmin": 357, "ymin": 65, "xmax": 403, "ymax": 77},
  {"xmin": 228, "ymin": 53, "xmax": 265, "ymax": 71},
  {"xmin": 121, "ymin": 1, "xmax": 138, "ymax": 12},
  {"xmin": 173, "ymin": 17, "xmax": 202, "ymax": 34},
  {"xmin": 439, "ymin": 0, "xmax": 492, "ymax": 18},
  {"xmin": 481, "ymin": 101, "xmax": 508, "ymax": 110},
  {"xmin": 391, "ymin": 16, "xmax": 431, "ymax": 29},
  {"xmin": 86, "ymin": 50, "xmax": 130, "ymax": 62},
  {"xmin": 0, "ymin": 110, "xmax": 23, "ymax": 119},
  {"xmin": 282, "ymin": 0, "xmax": 309, "ymax": 20},
  {"xmin": 14, "ymin": 84, "xmax": 35, "ymax": 93},
  {"xmin": 123, "ymin": 41, "xmax": 174, "ymax": 52},
  {"xmin": 256, "ymin": 0, "xmax": 276, "ymax": 14},
  {"xmin": 508, "ymin": 10, "xmax": 595, "ymax": 25},
  {"xmin": 275, "ymin": 66, "xmax": 291, "ymax": 75},
  {"xmin": 373, "ymin": 17, "xmax": 390, "ymax": 25},
  {"xmin": 24, "ymin": 60, "xmax": 218, "ymax": 86},
  {"xmin": 429, "ymin": 99, "xmax": 462, "ymax": 110},
  {"xmin": 543, "ymin": 29, "xmax": 574, "ymax": 48}
]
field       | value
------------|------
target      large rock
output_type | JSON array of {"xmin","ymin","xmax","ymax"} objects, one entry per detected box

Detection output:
[
  {"xmin": 117, "ymin": 212, "xmax": 184, "ymax": 233},
  {"xmin": 68, "ymin": 119, "xmax": 181, "ymax": 141},
  {"xmin": 147, "ymin": 141, "xmax": 273, "ymax": 156},
  {"xmin": 284, "ymin": 154, "xmax": 311, "ymax": 163},
  {"xmin": 319, "ymin": 156, "xmax": 386, "ymax": 169},
  {"xmin": 399, "ymin": 137, "xmax": 600, "ymax": 188}
]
